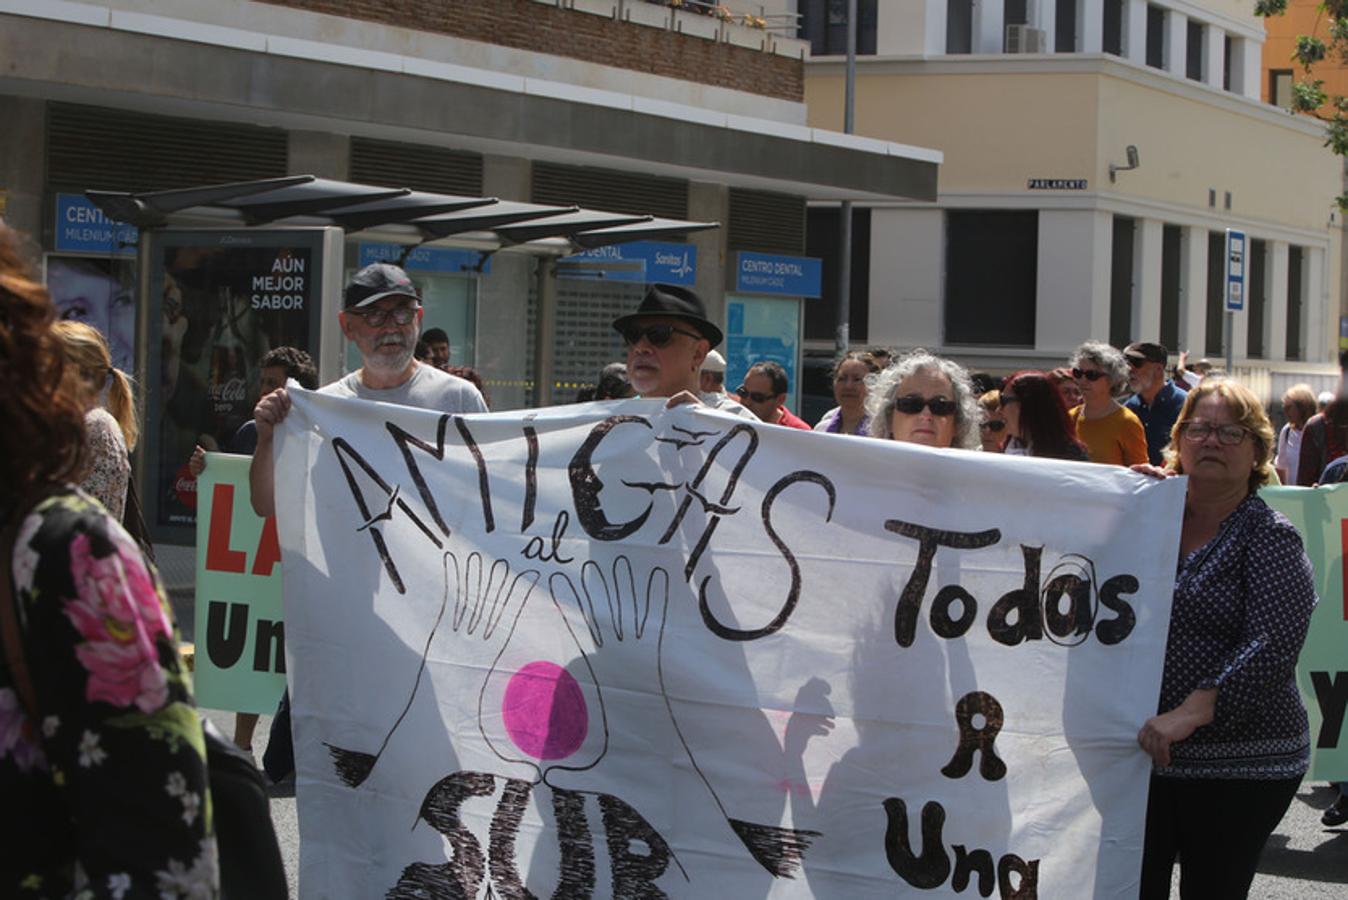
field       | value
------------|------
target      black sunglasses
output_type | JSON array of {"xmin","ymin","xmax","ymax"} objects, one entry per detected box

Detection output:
[
  {"xmin": 620, "ymin": 323, "xmax": 703, "ymax": 347},
  {"xmin": 736, "ymin": 386, "xmax": 780, "ymax": 404},
  {"xmin": 980, "ymin": 419, "xmax": 1006, "ymax": 432},
  {"xmin": 893, "ymin": 394, "xmax": 958, "ymax": 417},
  {"xmin": 1071, "ymin": 367, "xmax": 1108, "ymax": 381}
]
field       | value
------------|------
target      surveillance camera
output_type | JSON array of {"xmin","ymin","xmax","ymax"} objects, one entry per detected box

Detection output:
[{"xmin": 1125, "ymin": 145, "xmax": 1139, "ymax": 168}]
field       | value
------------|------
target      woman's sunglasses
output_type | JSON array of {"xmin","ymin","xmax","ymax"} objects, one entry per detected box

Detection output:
[
  {"xmin": 980, "ymin": 419, "xmax": 1006, "ymax": 432},
  {"xmin": 1071, "ymin": 368, "xmax": 1108, "ymax": 381},
  {"xmin": 620, "ymin": 323, "xmax": 703, "ymax": 347},
  {"xmin": 893, "ymin": 395, "xmax": 957, "ymax": 417}
]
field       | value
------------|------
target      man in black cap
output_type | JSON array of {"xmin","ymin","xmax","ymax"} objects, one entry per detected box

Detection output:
[
  {"xmin": 249, "ymin": 262, "xmax": 487, "ymax": 517},
  {"xmin": 613, "ymin": 283, "xmax": 752, "ymax": 417},
  {"xmin": 1123, "ymin": 340, "xmax": 1187, "ymax": 466}
]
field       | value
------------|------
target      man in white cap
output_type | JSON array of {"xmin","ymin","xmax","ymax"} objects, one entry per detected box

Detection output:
[
  {"xmin": 700, "ymin": 349, "xmax": 727, "ymax": 396},
  {"xmin": 249, "ymin": 262, "xmax": 487, "ymax": 517}
]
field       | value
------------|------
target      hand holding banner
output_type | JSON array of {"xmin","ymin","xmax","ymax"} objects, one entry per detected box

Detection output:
[{"xmin": 273, "ymin": 392, "xmax": 1186, "ymax": 898}]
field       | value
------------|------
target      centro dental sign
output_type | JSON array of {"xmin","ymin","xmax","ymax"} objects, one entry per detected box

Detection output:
[
  {"xmin": 734, "ymin": 251, "xmax": 822, "ymax": 298},
  {"xmin": 55, "ymin": 193, "xmax": 139, "ymax": 256}
]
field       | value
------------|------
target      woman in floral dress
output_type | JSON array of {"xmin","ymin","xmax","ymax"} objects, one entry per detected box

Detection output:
[{"xmin": 0, "ymin": 225, "xmax": 218, "ymax": 899}]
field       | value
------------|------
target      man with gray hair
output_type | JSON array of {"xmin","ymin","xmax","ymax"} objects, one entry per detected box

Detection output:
[
  {"xmin": 249, "ymin": 262, "xmax": 487, "ymax": 517},
  {"xmin": 1123, "ymin": 340, "xmax": 1187, "ymax": 466}
]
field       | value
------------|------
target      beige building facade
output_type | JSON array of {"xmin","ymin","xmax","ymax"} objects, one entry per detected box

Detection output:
[{"xmin": 803, "ymin": 0, "xmax": 1342, "ymax": 398}]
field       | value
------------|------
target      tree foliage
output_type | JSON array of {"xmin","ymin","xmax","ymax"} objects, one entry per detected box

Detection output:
[{"xmin": 1260, "ymin": 1, "xmax": 1348, "ymax": 208}]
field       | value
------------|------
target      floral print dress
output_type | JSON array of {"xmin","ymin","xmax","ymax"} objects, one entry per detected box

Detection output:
[{"xmin": 0, "ymin": 489, "xmax": 218, "ymax": 899}]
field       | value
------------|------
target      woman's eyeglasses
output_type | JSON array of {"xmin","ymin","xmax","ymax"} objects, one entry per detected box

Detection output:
[
  {"xmin": 894, "ymin": 395, "xmax": 957, "ymax": 417},
  {"xmin": 1071, "ymin": 368, "xmax": 1108, "ymax": 381},
  {"xmin": 999, "ymin": 394, "xmax": 1020, "ymax": 408},
  {"xmin": 345, "ymin": 304, "xmax": 420, "ymax": 328},
  {"xmin": 979, "ymin": 419, "xmax": 1006, "ymax": 432},
  {"xmin": 619, "ymin": 323, "xmax": 703, "ymax": 347},
  {"xmin": 1180, "ymin": 421, "xmax": 1249, "ymax": 445}
]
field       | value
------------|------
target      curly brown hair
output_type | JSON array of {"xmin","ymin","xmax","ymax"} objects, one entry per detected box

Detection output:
[{"xmin": 0, "ymin": 226, "xmax": 85, "ymax": 499}]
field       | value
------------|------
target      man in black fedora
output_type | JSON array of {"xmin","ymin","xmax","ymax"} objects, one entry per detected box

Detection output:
[{"xmin": 613, "ymin": 283, "xmax": 753, "ymax": 417}]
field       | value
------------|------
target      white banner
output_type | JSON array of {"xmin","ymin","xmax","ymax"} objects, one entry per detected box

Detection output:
[{"xmin": 274, "ymin": 391, "xmax": 1186, "ymax": 899}]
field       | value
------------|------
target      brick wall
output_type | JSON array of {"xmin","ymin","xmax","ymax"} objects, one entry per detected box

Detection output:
[{"xmin": 255, "ymin": 0, "xmax": 803, "ymax": 102}]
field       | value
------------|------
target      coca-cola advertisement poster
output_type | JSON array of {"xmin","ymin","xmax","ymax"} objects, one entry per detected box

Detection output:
[{"xmin": 144, "ymin": 230, "xmax": 327, "ymax": 534}]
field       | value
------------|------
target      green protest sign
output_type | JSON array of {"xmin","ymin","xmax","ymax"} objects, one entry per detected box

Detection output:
[
  {"xmin": 1262, "ymin": 484, "xmax": 1348, "ymax": 780},
  {"xmin": 193, "ymin": 452, "xmax": 287, "ymax": 714}
]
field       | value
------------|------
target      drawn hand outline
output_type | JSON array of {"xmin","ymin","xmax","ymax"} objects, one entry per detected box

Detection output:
[{"xmin": 326, "ymin": 549, "xmax": 540, "ymax": 788}]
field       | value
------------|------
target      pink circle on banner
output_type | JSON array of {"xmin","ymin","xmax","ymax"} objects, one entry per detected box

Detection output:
[{"xmin": 502, "ymin": 661, "xmax": 588, "ymax": 760}]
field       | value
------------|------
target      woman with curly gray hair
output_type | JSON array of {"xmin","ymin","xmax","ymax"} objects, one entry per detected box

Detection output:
[
  {"xmin": 1069, "ymin": 341, "xmax": 1148, "ymax": 466},
  {"xmin": 865, "ymin": 349, "xmax": 980, "ymax": 449}
]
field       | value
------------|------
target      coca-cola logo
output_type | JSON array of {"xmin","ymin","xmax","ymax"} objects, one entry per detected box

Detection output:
[
  {"xmin": 210, "ymin": 377, "xmax": 248, "ymax": 415},
  {"xmin": 175, "ymin": 463, "xmax": 198, "ymax": 510},
  {"xmin": 209, "ymin": 377, "xmax": 247, "ymax": 403}
]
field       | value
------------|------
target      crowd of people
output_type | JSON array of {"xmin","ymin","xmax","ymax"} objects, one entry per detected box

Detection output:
[{"xmin": 0, "ymin": 216, "xmax": 1331, "ymax": 900}]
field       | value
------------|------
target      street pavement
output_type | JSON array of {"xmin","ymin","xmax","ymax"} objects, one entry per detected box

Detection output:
[{"xmin": 201, "ymin": 708, "xmax": 1348, "ymax": 899}]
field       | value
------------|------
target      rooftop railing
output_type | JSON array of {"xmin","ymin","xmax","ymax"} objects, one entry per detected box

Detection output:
[{"xmin": 530, "ymin": 0, "xmax": 808, "ymax": 53}]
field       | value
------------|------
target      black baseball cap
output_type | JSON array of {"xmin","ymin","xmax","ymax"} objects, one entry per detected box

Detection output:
[
  {"xmin": 613, "ymin": 284, "xmax": 723, "ymax": 348},
  {"xmin": 1124, "ymin": 341, "xmax": 1168, "ymax": 364},
  {"xmin": 344, "ymin": 263, "xmax": 420, "ymax": 309}
]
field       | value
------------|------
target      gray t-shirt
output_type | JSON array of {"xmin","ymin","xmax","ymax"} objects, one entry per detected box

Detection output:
[{"xmin": 320, "ymin": 363, "xmax": 488, "ymax": 414}]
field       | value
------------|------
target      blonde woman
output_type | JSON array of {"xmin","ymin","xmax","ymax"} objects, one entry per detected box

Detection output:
[
  {"xmin": 1275, "ymin": 383, "xmax": 1317, "ymax": 485},
  {"xmin": 51, "ymin": 321, "xmax": 139, "ymax": 520},
  {"xmin": 1134, "ymin": 379, "xmax": 1316, "ymax": 898}
]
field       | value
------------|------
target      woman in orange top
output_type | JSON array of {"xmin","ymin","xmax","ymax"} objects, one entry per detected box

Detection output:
[{"xmin": 1069, "ymin": 341, "xmax": 1149, "ymax": 466}]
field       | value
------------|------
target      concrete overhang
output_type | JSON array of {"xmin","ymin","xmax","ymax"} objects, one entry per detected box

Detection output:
[{"xmin": 0, "ymin": 6, "xmax": 940, "ymax": 202}]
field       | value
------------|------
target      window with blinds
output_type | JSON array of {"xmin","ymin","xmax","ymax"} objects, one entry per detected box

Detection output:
[
  {"xmin": 349, "ymin": 137, "xmax": 484, "ymax": 196},
  {"xmin": 531, "ymin": 162, "xmax": 687, "ymax": 219},
  {"xmin": 46, "ymin": 102, "xmax": 288, "ymax": 194}
]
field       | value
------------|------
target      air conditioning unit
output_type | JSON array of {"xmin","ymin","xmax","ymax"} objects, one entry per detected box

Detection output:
[{"xmin": 1005, "ymin": 24, "xmax": 1046, "ymax": 53}]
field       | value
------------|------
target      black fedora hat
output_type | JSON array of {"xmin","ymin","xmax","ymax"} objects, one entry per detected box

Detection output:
[{"xmin": 613, "ymin": 283, "xmax": 723, "ymax": 348}]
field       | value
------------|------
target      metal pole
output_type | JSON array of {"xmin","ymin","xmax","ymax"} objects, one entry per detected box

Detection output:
[
  {"xmin": 1224, "ymin": 311, "xmax": 1233, "ymax": 374},
  {"xmin": 836, "ymin": 0, "xmax": 857, "ymax": 358},
  {"xmin": 533, "ymin": 257, "xmax": 558, "ymax": 408}
]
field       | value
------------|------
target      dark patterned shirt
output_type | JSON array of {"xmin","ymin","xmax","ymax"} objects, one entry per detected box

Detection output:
[
  {"xmin": 1, "ymin": 489, "xmax": 218, "ymax": 898},
  {"xmin": 1156, "ymin": 493, "xmax": 1317, "ymax": 780}
]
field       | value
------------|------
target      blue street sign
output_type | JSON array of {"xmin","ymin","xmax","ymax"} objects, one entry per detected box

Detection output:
[
  {"xmin": 359, "ymin": 242, "xmax": 491, "ymax": 274},
  {"xmin": 1224, "ymin": 229, "xmax": 1246, "ymax": 312},
  {"xmin": 734, "ymin": 251, "xmax": 823, "ymax": 298},
  {"xmin": 558, "ymin": 240, "xmax": 697, "ymax": 285},
  {"xmin": 54, "ymin": 194, "xmax": 138, "ymax": 256}
]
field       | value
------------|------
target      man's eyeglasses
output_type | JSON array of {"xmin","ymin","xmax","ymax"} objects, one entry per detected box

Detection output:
[
  {"xmin": 894, "ymin": 395, "xmax": 957, "ymax": 417},
  {"xmin": 1180, "ymin": 421, "xmax": 1249, "ymax": 445},
  {"xmin": 1125, "ymin": 356, "xmax": 1146, "ymax": 368},
  {"xmin": 346, "ymin": 304, "xmax": 419, "ymax": 328},
  {"xmin": 736, "ymin": 386, "xmax": 779, "ymax": 404},
  {"xmin": 980, "ymin": 419, "xmax": 1006, "ymax": 432},
  {"xmin": 620, "ymin": 323, "xmax": 703, "ymax": 348},
  {"xmin": 1072, "ymin": 368, "xmax": 1108, "ymax": 381}
]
